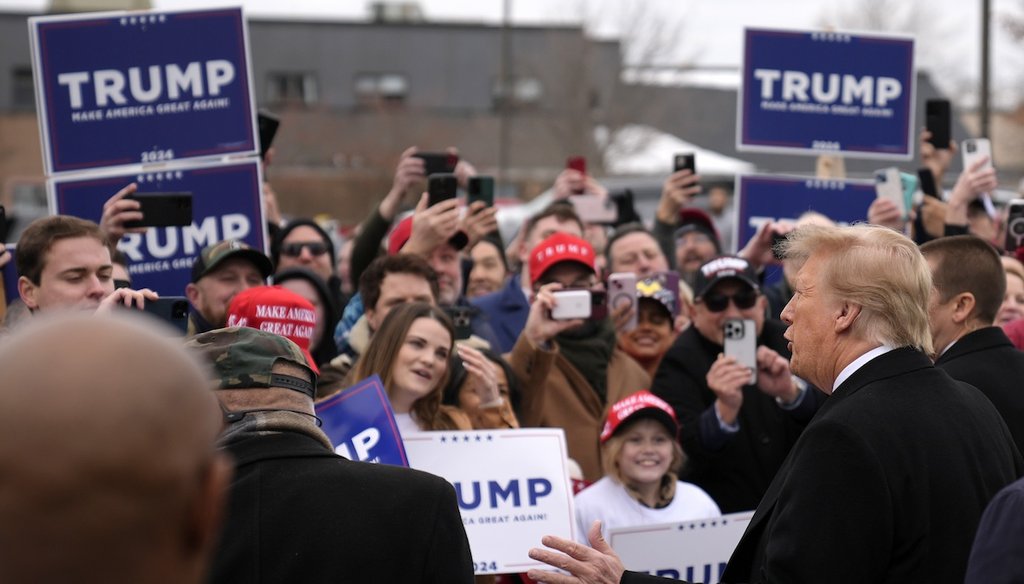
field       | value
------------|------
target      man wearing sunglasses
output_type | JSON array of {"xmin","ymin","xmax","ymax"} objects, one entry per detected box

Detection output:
[
  {"xmin": 650, "ymin": 255, "xmax": 821, "ymax": 513},
  {"xmin": 271, "ymin": 219, "xmax": 344, "ymax": 312}
]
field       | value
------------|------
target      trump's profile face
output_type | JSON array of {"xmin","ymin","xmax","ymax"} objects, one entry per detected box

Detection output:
[{"xmin": 781, "ymin": 253, "xmax": 837, "ymax": 392}]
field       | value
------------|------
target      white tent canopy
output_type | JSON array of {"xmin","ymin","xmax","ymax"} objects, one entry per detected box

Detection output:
[{"xmin": 598, "ymin": 124, "xmax": 755, "ymax": 176}]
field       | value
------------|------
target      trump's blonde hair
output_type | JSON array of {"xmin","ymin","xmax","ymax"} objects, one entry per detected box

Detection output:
[{"xmin": 781, "ymin": 224, "xmax": 933, "ymax": 356}]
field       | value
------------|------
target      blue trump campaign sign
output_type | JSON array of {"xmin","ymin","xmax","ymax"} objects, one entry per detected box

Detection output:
[
  {"xmin": 738, "ymin": 28, "xmax": 915, "ymax": 160},
  {"xmin": 315, "ymin": 375, "xmax": 409, "ymax": 467},
  {"xmin": 735, "ymin": 175, "xmax": 876, "ymax": 249},
  {"xmin": 30, "ymin": 7, "xmax": 256, "ymax": 175},
  {"xmin": 50, "ymin": 158, "xmax": 265, "ymax": 296}
]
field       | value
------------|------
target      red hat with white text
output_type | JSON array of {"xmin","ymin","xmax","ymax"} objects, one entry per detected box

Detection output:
[
  {"xmin": 528, "ymin": 232, "xmax": 596, "ymax": 286},
  {"xmin": 600, "ymin": 390, "xmax": 678, "ymax": 443},
  {"xmin": 226, "ymin": 286, "xmax": 319, "ymax": 373}
]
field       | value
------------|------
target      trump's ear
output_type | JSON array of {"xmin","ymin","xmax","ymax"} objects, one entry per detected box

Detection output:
[{"xmin": 834, "ymin": 301, "xmax": 861, "ymax": 334}]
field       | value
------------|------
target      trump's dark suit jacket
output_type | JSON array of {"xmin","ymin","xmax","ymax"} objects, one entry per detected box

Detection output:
[{"xmin": 624, "ymin": 348, "xmax": 1022, "ymax": 584}]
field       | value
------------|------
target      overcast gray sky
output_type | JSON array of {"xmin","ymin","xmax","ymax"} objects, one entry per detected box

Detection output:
[{"xmin": 3, "ymin": 0, "xmax": 1023, "ymax": 107}]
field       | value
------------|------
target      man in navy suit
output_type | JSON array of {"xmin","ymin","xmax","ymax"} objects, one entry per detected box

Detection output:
[{"xmin": 527, "ymin": 224, "xmax": 1022, "ymax": 584}]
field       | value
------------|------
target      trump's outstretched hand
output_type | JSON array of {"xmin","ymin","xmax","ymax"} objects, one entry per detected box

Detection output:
[{"xmin": 527, "ymin": 521, "xmax": 627, "ymax": 584}]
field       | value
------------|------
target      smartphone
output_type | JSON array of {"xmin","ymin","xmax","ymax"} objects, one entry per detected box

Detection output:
[
  {"xmin": 569, "ymin": 194, "xmax": 618, "ymax": 224},
  {"xmin": 566, "ymin": 156, "xmax": 587, "ymax": 175},
  {"xmin": 1006, "ymin": 199, "xmax": 1024, "ymax": 253},
  {"xmin": 140, "ymin": 296, "xmax": 190, "ymax": 334},
  {"xmin": 899, "ymin": 172, "xmax": 919, "ymax": 212},
  {"xmin": 674, "ymin": 153, "xmax": 696, "ymax": 174},
  {"xmin": 962, "ymin": 138, "xmax": 993, "ymax": 171},
  {"xmin": 874, "ymin": 168, "xmax": 906, "ymax": 221},
  {"xmin": 608, "ymin": 273, "xmax": 637, "ymax": 331},
  {"xmin": 610, "ymin": 189, "xmax": 641, "ymax": 225},
  {"xmin": 961, "ymin": 139, "xmax": 998, "ymax": 219},
  {"xmin": 917, "ymin": 168, "xmax": 940, "ymax": 199},
  {"xmin": 427, "ymin": 174, "xmax": 458, "ymax": 207},
  {"xmin": 415, "ymin": 152, "xmax": 459, "ymax": 177},
  {"xmin": 551, "ymin": 289, "xmax": 591, "ymax": 320},
  {"xmin": 444, "ymin": 305, "xmax": 474, "ymax": 340},
  {"xmin": 926, "ymin": 99, "xmax": 951, "ymax": 150},
  {"xmin": 123, "ymin": 192, "xmax": 193, "ymax": 228},
  {"xmin": 0, "ymin": 204, "xmax": 7, "ymax": 243},
  {"xmin": 257, "ymin": 111, "xmax": 280, "ymax": 160},
  {"xmin": 723, "ymin": 318, "xmax": 757, "ymax": 385},
  {"xmin": 467, "ymin": 176, "xmax": 495, "ymax": 207}
]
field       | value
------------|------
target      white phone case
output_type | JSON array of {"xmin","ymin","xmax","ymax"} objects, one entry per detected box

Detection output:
[
  {"xmin": 962, "ymin": 138, "xmax": 993, "ymax": 170},
  {"xmin": 873, "ymin": 167, "xmax": 905, "ymax": 218},
  {"xmin": 551, "ymin": 289, "xmax": 591, "ymax": 320},
  {"xmin": 723, "ymin": 318, "xmax": 758, "ymax": 385}
]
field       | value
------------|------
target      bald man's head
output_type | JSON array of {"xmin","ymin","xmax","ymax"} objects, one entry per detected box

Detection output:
[{"xmin": 0, "ymin": 314, "xmax": 231, "ymax": 584}]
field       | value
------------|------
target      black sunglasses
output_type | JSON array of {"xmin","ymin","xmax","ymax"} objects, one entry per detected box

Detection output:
[
  {"xmin": 702, "ymin": 289, "xmax": 758, "ymax": 313},
  {"xmin": 281, "ymin": 242, "xmax": 329, "ymax": 257}
]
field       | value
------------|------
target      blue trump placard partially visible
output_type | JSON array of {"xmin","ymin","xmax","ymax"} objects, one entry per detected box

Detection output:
[
  {"xmin": 30, "ymin": 7, "xmax": 256, "ymax": 174},
  {"xmin": 316, "ymin": 375, "xmax": 409, "ymax": 467},
  {"xmin": 735, "ymin": 174, "xmax": 877, "ymax": 284},
  {"xmin": 735, "ymin": 175, "xmax": 877, "ymax": 249},
  {"xmin": 738, "ymin": 28, "xmax": 915, "ymax": 160},
  {"xmin": 50, "ymin": 158, "xmax": 265, "ymax": 296}
]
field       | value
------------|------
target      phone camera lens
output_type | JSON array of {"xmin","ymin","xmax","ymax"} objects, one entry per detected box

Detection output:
[{"xmin": 1011, "ymin": 219, "xmax": 1024, "ymax": 237}]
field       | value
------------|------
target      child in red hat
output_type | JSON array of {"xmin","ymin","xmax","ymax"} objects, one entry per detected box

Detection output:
[{"xmin": 574, "ymin": 390, "xmax": 720, "ymax": 543}]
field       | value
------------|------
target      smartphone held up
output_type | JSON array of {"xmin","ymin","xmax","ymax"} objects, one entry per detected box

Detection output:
[{"xmin": 723, "ymin": 318, "xmax": 757, "ymax": 385}]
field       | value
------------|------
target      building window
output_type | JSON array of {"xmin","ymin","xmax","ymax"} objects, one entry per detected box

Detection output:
[
  {"xmin": 12, "ymin": 67, "xmax": 35, "ymax": 111},
  {"xmin": 354, "ymin": 72, "xmax": 408, "ymax": 107},
  {"xmin": 492, "ymin": 76, "xmax": 544, "ymax": 108},
  {"xmin": 266, "ymin": 72, "xmax": 318, "ymax": 106}
]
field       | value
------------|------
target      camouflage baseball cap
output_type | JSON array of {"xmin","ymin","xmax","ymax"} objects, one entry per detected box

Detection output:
[
  {"xmin": 190, "ymin": 239, "xmax": 274, "ymax": 283},
  {"xmin": 184, "ymin": 326, "xmax": 317, "ymax": 398}
]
